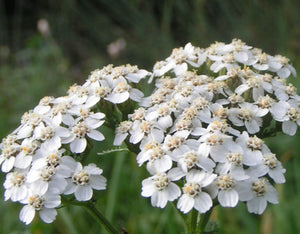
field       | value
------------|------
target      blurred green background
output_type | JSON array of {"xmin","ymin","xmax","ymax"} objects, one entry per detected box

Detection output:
[{"xmin": 0, "ymin": 0, "xmax": 300, "ymax": 233}]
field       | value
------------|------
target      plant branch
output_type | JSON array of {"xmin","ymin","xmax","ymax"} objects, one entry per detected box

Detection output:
[{"xmin": 62, "ymin": 197, "xmax": 120, "ymax": 234}]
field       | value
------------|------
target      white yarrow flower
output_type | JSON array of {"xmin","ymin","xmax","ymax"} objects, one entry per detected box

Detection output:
[{"xmin": 64, "ymin": 163, "xmax": 106, "ymax": 201}]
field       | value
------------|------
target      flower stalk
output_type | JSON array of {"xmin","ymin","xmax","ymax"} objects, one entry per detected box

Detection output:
[{"xmin": 63, "ymin": 198, "xmax": 119, "ymax": 234}]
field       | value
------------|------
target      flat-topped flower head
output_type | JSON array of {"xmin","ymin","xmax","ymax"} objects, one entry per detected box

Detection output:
[{"xmin": 0, "ymin": 39, "xmax": 299, "ymax": 225}]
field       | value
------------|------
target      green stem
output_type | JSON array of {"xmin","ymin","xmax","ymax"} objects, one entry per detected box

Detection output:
[
  {"xmin": 171, "ymin": 202, "xmax": 189, "ymax": 233},
  {"xmin": 84, "ymin": 202, "xmax": 119, "ymax": 234},
  {"xmin": 197, "ymin": 208, "xmax": 213, "ymax": 233},
  {"xmin": 189, "ymin": 209, "xmax": 199, "ymax": 233},
  {"xmin": 63, "ymin": 198, "xmax": 119, "ymax": 234}
]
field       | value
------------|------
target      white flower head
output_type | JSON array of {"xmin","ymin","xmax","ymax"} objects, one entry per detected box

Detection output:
[
  {"xmin": 141, "ymin": 169, "xmax": 182, "ymax": 208},
  {"xmin": 19, "ymin": 191, "xmax": 61, "ymax": 225},
  {"xmin": 271, "ymin": 101, "xmax": 300, "ymax": 136},
  {"xmin": 177, "ymin": 169, "xmax": 216, "ymax": 213},
  {"xmin": 63, "ymin": 113, "xmax": 105, "ymax": 153},
  {"xmin": 4, "ymin": 169, "xmax": 29, "ymax": 202},
  {"xmin": 64, "ymin": 163, "xmax": 106, "ymax": 201},
  {"xmin": 238, "ymin": 177, "xmax": 278, "ymax": 215}
]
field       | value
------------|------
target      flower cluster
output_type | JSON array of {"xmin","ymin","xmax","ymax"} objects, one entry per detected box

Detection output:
[
  {"xmin": 115, "ymin": 39, "xmax": 297, "ymax": 215},
  {"xmin": 0, "ymin": 39, "xmax": 298, "ymax": 226},
  {"xmin": 0, "ymin": 64, "xmax": 149, "ymax": 224}
]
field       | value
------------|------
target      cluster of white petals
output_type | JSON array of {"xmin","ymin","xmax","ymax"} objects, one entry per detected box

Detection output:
[
  {"xmin": 0, "ymin": 64, "xmax": 149, "ymax": 224},
  {"xmin": 115, "ymin": 39, "xmax": 297, "ymax": 215},
  {"xmin": 1, "ymin": 39, "xmax": 298, "ymax": 225}
]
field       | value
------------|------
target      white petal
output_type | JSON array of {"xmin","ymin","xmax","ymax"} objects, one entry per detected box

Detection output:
[
  {"xmin": 45, "ymin": 136, "xmax": 61, "ymax": 149},
  {"xmin": 39, "ymin": 208, "xmax": 57, "ymax": 223},
  {"xmin": 56, "ymin": 127, "xmax": 71, "ymax": 138},
  {"xmin": 151, "ymin": 191, "xmax": 168, "ymax": 208},
  {"xmin": 174, "ymin": 63, "xmax": 188, "ymax": 76},
  {"xmin": 44, "ymin": 194, "xmax": 61, "ymax": 208},
  {"xmin": 61, "ymin": 156, "xmax": 77, "ymax": 171},
  {"xmin": 63, "ymin": 182, "xmax": 77, "ymax": 195},
  {"xmin": 270, "ymin": 101, "xmax": 289, "ymax": 120},
  {"xmin": 89, "ymin": 175, "xmax": 107, "ymax": 190},
  {"xmin": 256, "ymin": 108, "xmax": 268, "ymax": 117},
  {"xmin": 167, "ymin": 167, "xmax": 186, "ymax": 181},
  {"xmin": 14, "ymin": 154, "xmax": 32, "ymax": 169},
  {"xmin": 286, "ymin": 64, "xmax": 297, "ymax": 77},
  {"xmin": 148, "ymin": 156, "xmax": 172, "ymax": 173},
  {"xmin": 85, "ymin": 96, "xmax": 100, "ymax": 108},
  {"xmin": 19, "ymin": 205, "xmax": 35, "ymax": 225},
  {"xmin": 265, "ymin": 185, "xmax": 279, "ymax": 204},
  {"xmin": 129, "ymin": 88, "xmax": 144, "ymax": 102},
  {"xmin": 91, "ymin": 112, "xmax": 105, "ymax": 120},
  {"xmin": 17, "ymin": 125, "xmax": 33, "ymax": 139},
  {"xmin": 87, "ymin": 130, "xmax": 105, "ymax": 141},
  {"xmin": 141, "ymin": 180, "xmax": 155, "ymax": 197},
  {"xmin": 253, "ymin": 63, "xmax": 268, "ymax": 71},
  {"xmin": 197, "ymin": 157, "xmax": 215, "ymax": 172},
  {"xmin": 245, "ymin": 120, "xmax": 260, "ymax": 134},
  {"xmin": 84, "ymin": 164, "xmax": 103, "ymax": 174},
  {"xmin": 198, "ymin": 143, "xmax": 210, "ymax": 157},
  {"xmin": 243, "ymin": 154, "xmax": 257, "ymax": 167},
  {"xmin": 166, "ymin": 183, "xmax": 181, "ymax": 201},
  {"xmin": 282, "ymin": 121, "xmax": 297, "ymax": 136},
  {"xmin": 235, "ymin": 84, "xmax": 250, "ymax": 95},
  {"xmin": 129, "ymin": 131, "xmax": 144, "ymax": 144},
  {"xmin": 75, "ymin": 186, "xmax": 93, "ymax": 201},
  {"xmin": 70, "ymin": 138, "xmax": 87, "ymax": 153},
  {"xmin": 62, "ymin": 114, "xmax": 75, "ymax": 126},
  {"xmin": 201, "ymin": 173, "xmax": 217, "ymax": 187},
  {"xmin": 106, "ymin": 92, "xmax": 130, "ymax": 104},
  {"xmin": 277, "ymin": 67, "xmax": 291, "ymax": 79},
  {"xmin": 268, "ymin": 61, "xmax": 282, "ymax": 70},
  {"xmin": 158, "ymin": 116, "xmax": 173, "ymax": 129},
  {"xmin": 2, "ymin": 157, "xmax": 15, "ymax": 172},
  {"xmin": 194, "ymin": 192, "xmax": 212, "ymax": 213},
  {"xmin": 34, "ymin": 105, "xmax": 51, "ymax": 115},
  {"xmin": 177, "ymin": 194, "xmax": 194, "ymax": 213},
  {"xmin": 12, "ymin": 186, "xmax": 28, "ymax": 201},
  {"xmin": 252, "ymin": 88, "xmax": 264, "ymax": 101},
  {"xmin": 4, "ymin": 189, "xmax": 12, "ymax": 201},
  {"xmin": 210, "ymin": 145, "xmax": 226, "ymax": 162},
  {"xmin": 234, "ymin": 51, "xmax": 248, "ymax": 63},
  {"xmin": 269, "ymin": 168, "xmax": 285, "ymax": 184},
  {"xmin": 215, "ymin": 75, "xmax": 229, "ymax": 81},
  {"xmin": 113, "ymin": 133, "xmax": 128, "ymax": 146},
  {"xmin": 247, "ymin": 197, "xmax": 267, "ymax": 214},
  {"xmin": 85, "ymin": 119, "xmax": 105, "ymax": 129},
  {"xmin": 218, "ymin": 189, "xmax": 238, "ymax": 207}
]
